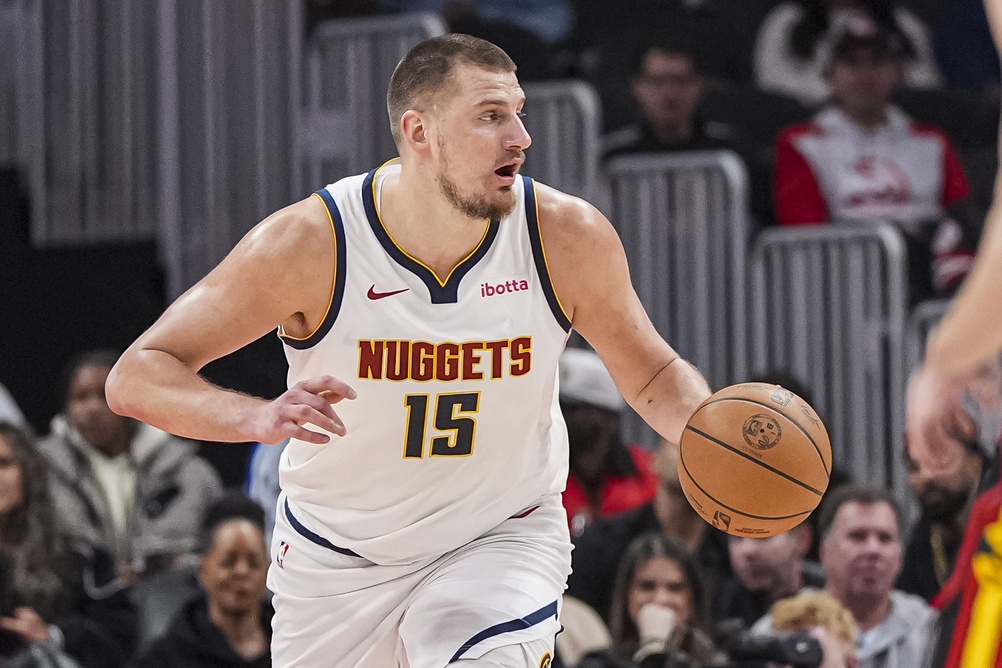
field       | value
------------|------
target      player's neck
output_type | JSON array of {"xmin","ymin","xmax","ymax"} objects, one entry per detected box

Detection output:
[{"xmin": 379, "ymin": 168, "xmax": 492, "ymax": 278}]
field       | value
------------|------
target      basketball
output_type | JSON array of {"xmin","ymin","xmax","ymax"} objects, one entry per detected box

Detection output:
[{"xmin": 678, "ymin": 382, "xmax": 832, "ymax": 537}]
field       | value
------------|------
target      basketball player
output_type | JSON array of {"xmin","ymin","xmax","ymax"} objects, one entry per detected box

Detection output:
[
  {"xmin": 105, "ymin": 35, "xmax": 711, "ymax": 668},
  {"xmin": 903, "ymin": 1, "xmax": 1002, "ymax": 665}
]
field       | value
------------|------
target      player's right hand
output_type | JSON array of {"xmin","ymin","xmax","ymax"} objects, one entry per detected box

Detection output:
[
  {"xmin": 255, "ymin": 376, "xmax": 356, "ymax": 445},
  {"xmin": 905, "ymin": 364, "xmax": 975, "ymax": 474}
]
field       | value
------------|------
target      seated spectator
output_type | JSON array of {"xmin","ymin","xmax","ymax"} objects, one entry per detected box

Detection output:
[
  {"xmin": 575, "ymin": 532, "xmax": 719, "ymax": 668},
  {"xmin": 0, "ymin": 421, "xmax": 135, "ymax": 668},
  {"xmin": 37, "ymin": 350, "xmax": 223, "ymax": 581},
  {"xmin": 773, "ymin": 22, "xmax": 977, "ymax": 303},
  {"xmin": 566, "ymin": 440, "xmax": 731, "ymax": 622},
  {"xmin": 754, "ymin": 0, "xmax": 941, "ymax": 107},
  {"xmin": 715, "ymin": 523, "xmax": 825, "ymax": 638},
  {"xmin": 602, "ymin": 41, "xmax": 739, "ymax": 162},
  {"xmin": 558, "ymin": 348, "xmax": 658, "ymax": 539},
  {"xmin": 130, "ymin": 492, "xmax": 272, "ymax": 668},
  {"xmin": 769, "ymin": 590, "xmax": 859, "ymax": 668},
  {"xmin": 898, "ymin": 361, "xmax": 997, "ymax": 600},
  {"xmin": 753, "ymin": 486, "xmax": 935, "ymax": 668}
]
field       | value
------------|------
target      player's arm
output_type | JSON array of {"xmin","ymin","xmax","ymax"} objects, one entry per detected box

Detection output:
[
  {"xmin": 105, "ymin": 195, "xmax": 354, "ymax": 445},
  {"xmin": 537, "ymin": 184, "xmax": 711, "ymax": 445}
]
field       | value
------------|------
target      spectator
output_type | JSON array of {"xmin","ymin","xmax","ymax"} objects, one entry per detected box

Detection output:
[
  {"xmin": 0, "ymin": 421, "xmax": 135, "ymax": 668},
  {"xmin": 558, "ymin": 348, "xmax": 658, "ymax": 539},
  {"xmin": 566, "ymin": 440, "xmax": 731, "ymax": 622},
  {"xmin": 575, "ymin": 532, "xmax": 719, "ymax": 668},
  {"xmin": 602, "ymin": 41, "xmax": 738, "ymax": 162},
  {"xmin": 37, "ymin": 350, "xmax": 223, "ymax": 581},
  {"xmin": 773, "ymin": 21, "xmax": 977, "ymax": 303},
  {"xmin": 753, "ymin": 486, "xmax": 935, "ymax": 668},
  {"xmin": 769, "ymin": 590, "xmax": 859, "ymax": 668},
  {"xmin": 754, "ymin": 0, "xmax": 941, "ymax": 107},
  {"xmin": 715, "ymin": 523, "xmax": 825, "ymax": 637},
  {"xmin": 130, "ymin": 492, "xmax": 272, "ymax": 668},
  {"xmin": 899, "ymin": 436, "xmax": 986, "ymax": 601}
]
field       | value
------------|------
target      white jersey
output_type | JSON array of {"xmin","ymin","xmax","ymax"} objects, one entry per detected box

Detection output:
[{"xmin": 278, "ymin": 161, "xmax": 571, "ymax": 566}]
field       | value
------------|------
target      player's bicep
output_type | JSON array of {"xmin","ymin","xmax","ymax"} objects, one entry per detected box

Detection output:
[{"xmin": 131, "ymin": 198, "xmax": 333, "ymax": 371}]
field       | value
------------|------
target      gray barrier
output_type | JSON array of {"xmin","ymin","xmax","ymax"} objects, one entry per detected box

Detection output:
[
  {"xmin": 749, "ymin": 224, "xmax": 909, "ymax": 499},
  {"xmin": 605, "ymin": 151, "xmax": 751, "ymax": 447},
  {"xmin": 298, "ymin": 12, "xmax": 445, "ymax": 194}
]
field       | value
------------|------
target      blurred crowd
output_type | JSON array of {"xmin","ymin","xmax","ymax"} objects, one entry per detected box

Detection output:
[{"xmin": 3, "ymin": 0, "xmax": 1002, "ymax": 666}]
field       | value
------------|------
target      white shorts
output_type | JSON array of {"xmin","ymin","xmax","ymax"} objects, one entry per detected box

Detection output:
[{"xmin": 267, "ymin": 493, "xmax": 572, "ymax": 668}]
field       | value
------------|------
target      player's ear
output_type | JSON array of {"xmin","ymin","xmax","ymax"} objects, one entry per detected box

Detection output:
[{"xmin": 400, "ymin": 110, "xmax": 430, "ymax": 153}]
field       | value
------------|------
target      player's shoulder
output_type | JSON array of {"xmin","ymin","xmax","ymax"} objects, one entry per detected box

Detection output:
[
  {"xmin": 244, "ymin": 194, "xmax": 333, "ymax": 257},
  {"xmin": 532, "ymin": 181, "xmax": 615, "ymax": 245}
]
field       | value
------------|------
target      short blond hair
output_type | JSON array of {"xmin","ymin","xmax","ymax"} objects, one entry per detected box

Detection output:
[{"xmin": 771, "ymin": 590, "xmax": 859, "ymax": 651}]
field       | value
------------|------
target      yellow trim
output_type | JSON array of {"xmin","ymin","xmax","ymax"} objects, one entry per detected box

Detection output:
[
  {"xmin": 960, "ymin": 516, "xmax": 1002, "ymax": 668},
  {"xmin": 531, "ymin": 181, "xmax": 572, "ymax": 324},
  {"xmin": 278, "ymin": 192, "xmax": 337, "ymax": 342},
  {"xmin": 371, "ymin": 159, "xmax": 490, "ymax": 287}
]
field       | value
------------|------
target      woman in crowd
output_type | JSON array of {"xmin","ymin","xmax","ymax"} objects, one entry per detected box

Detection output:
[
  {"xmin": 130, "ymin": 492, "xmax": 272, "ymax": 668},
  {"xmin": 575, "ymin": 532, "xmax": 719, "ymax": 668},
  {"xmin": 0, "ymin": 421, "xmax": 135, "ymax": 668}
]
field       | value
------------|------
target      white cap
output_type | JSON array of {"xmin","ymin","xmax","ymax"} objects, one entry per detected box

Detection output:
[{"xmin": 558, "ymin": 348, "xmax": 626, "ymax": 412}]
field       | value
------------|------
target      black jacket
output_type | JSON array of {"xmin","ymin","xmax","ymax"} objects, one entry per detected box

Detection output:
[{"xmin": 130, "ymin": 594, "xmax": 272, "ymax": 668}]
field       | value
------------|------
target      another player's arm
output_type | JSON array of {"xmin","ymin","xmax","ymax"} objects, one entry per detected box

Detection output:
[
  {"xmin": 537, "ymin": 184, "xmax": 711, "ymax": 445},
  {"xmin": 106, "ymin": 195, "xmax": 353, "ymax": 445}
]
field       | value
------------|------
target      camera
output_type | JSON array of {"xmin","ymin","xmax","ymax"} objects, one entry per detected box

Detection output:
[{"xmin": 724, "ymin": 631, "xmax": 824, "ymax": 668}]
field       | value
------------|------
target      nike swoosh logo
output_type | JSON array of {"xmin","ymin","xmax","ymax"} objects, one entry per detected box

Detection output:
[{"xmin": 367, "ymin": 285, "xmax": 409, "ymax": 300}]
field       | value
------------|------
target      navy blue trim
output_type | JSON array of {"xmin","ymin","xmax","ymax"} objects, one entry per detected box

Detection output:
[
  {"xmin": 280, "ymin": 189, "xmax": 347, "ymax": 350},
  {"xmin": 284, "ymin": 500, "xmax": 361, "ymax": 558},
  {"xmin": 361, "ymin": 169, "xmax": 500, "ymax": 304},
  {"xmin": 449, "ymin": 600, "xmax": 559, "ymax": 662},
  {"xmin": 523, "ymin": 176, "xmax": 572, "ymax": 332}
]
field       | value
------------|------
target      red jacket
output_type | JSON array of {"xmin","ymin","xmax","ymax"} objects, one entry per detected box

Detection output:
[{"xmin": 563, "ymin": 445, "xmax": 659, "ymax": 539}]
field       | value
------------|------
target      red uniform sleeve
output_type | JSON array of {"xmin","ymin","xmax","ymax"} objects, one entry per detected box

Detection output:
[
  {"xmin": 941, "ymin": 139, "xmax": 970, "ymax": 208},
  {"xmin": 774, "ymin": 127, "xmax": 830, "ymax": 227}
]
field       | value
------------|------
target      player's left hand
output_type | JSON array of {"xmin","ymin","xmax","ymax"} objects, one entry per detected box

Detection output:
[
  {"xmin": 905, "ymin": 364, "xmax": 975, "ymax": 474},
  {"xmin": 0, "ymin": 607, "xmax": 51, "ymax": 644}
]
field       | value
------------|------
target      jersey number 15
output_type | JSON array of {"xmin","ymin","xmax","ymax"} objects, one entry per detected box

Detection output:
[{"xmin": 403, "ymin": 392, "xmax": 480, "ymax": 459}]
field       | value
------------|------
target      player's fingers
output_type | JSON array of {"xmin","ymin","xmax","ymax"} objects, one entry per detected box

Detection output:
[
  {"xmin": 284, "ymin": 424, "xmax": 331, "ymax": 445},
  {"xmin": 299, "ymin": 375, "xmax": 356, "ymax": 401},
  {"xmin": 285, "ymin": 403, "xmax": 345, "ymax": 437}
]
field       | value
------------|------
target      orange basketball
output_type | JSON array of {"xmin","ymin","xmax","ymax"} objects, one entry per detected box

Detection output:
[{"xmin": 678, "ymin": 382, "xmax": 832, "ymax": 537}]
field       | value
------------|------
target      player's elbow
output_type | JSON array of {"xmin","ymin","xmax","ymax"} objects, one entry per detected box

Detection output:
[{"xmin": 104, "ymin": 357, "xmax": 139, "ymax": 418}]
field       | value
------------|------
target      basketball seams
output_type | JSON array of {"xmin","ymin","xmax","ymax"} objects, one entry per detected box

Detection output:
[
  {"xmin": 696, "ymin": 396, "xmax": 830, "ymax": 476},
  {"xmin": 678, "ymin": 448, "xmax": 813, "ymax": 522},
  {"xmin": 683, "ymin": 424, "xmax": 825, "ymax": 496}
]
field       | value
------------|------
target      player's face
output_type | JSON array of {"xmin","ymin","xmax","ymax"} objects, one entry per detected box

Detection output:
[
  {"xmin": 199, "ymin": 519, "xmax": 269, "ymax": 617},
  {"xmin": 820, "ymin": 501, "xmax": 902, "ymax": 601},
  {"xmin": 66, "ymin": 364, "xmax": 134, "ymax": 457},
  {"xmin": 632, "ymin": 51, "xmax": 702, "ymax": 131},
  {"xmin": 432, "ymin": 63, "xmax": 530, "ymax": 221},
  {"xmin": 829, "ymin": 50, "xmax": 901, "ymax": 118},
  {"xmin": 628, "ymin": 556, "xmax": 694, "ymax": 626},
  {"xmin": 0, "ymin": 434, "xmax": 24, "ymax": 518},
  {"xmin": 728, "ymin": 531, "xmax": 800, "ymax": 593}
]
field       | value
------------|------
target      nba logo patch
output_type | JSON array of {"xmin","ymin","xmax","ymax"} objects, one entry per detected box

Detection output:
[{"xmin": 277, "ymin": 540, "xmax": 290, "ymax": 568}]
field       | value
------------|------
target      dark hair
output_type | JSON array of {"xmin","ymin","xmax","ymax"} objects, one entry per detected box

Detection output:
[
  {"xmin": 386, "ymin": 33, "xmax": 516, "ymax": 147},
  {"xmin": 58, "ymin": 348, "xmax": 121, "ymax": 408},
  {"xmin": 816, "ymin": 485, "xmax": 903, "ymax": 541},
  {"xmin": 0, "ymin": 422, "xmax": 68, "ymax": 620},
  {"xmin": 607, "ymin": 532, "xmax": 709, "ymax": 646},
  {"xmin": 788, "ymin": 0, "xmax": 916, "ymax": 61},
  {"xmin": 629, "ymin": 38, "xmax": 704, "ymax": 79},
  {"xmin": 198, "ymin": 491, "xmax": 267, "ymax": 554}
]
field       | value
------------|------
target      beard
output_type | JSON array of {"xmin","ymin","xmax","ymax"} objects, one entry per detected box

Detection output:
[
  {"xmin": 919, "ymin": 483, "xmax": 971, "ymax": 523},
  {"xmin": 436, "ymin": 141, "xmax": 518, "ymax": 221}
]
